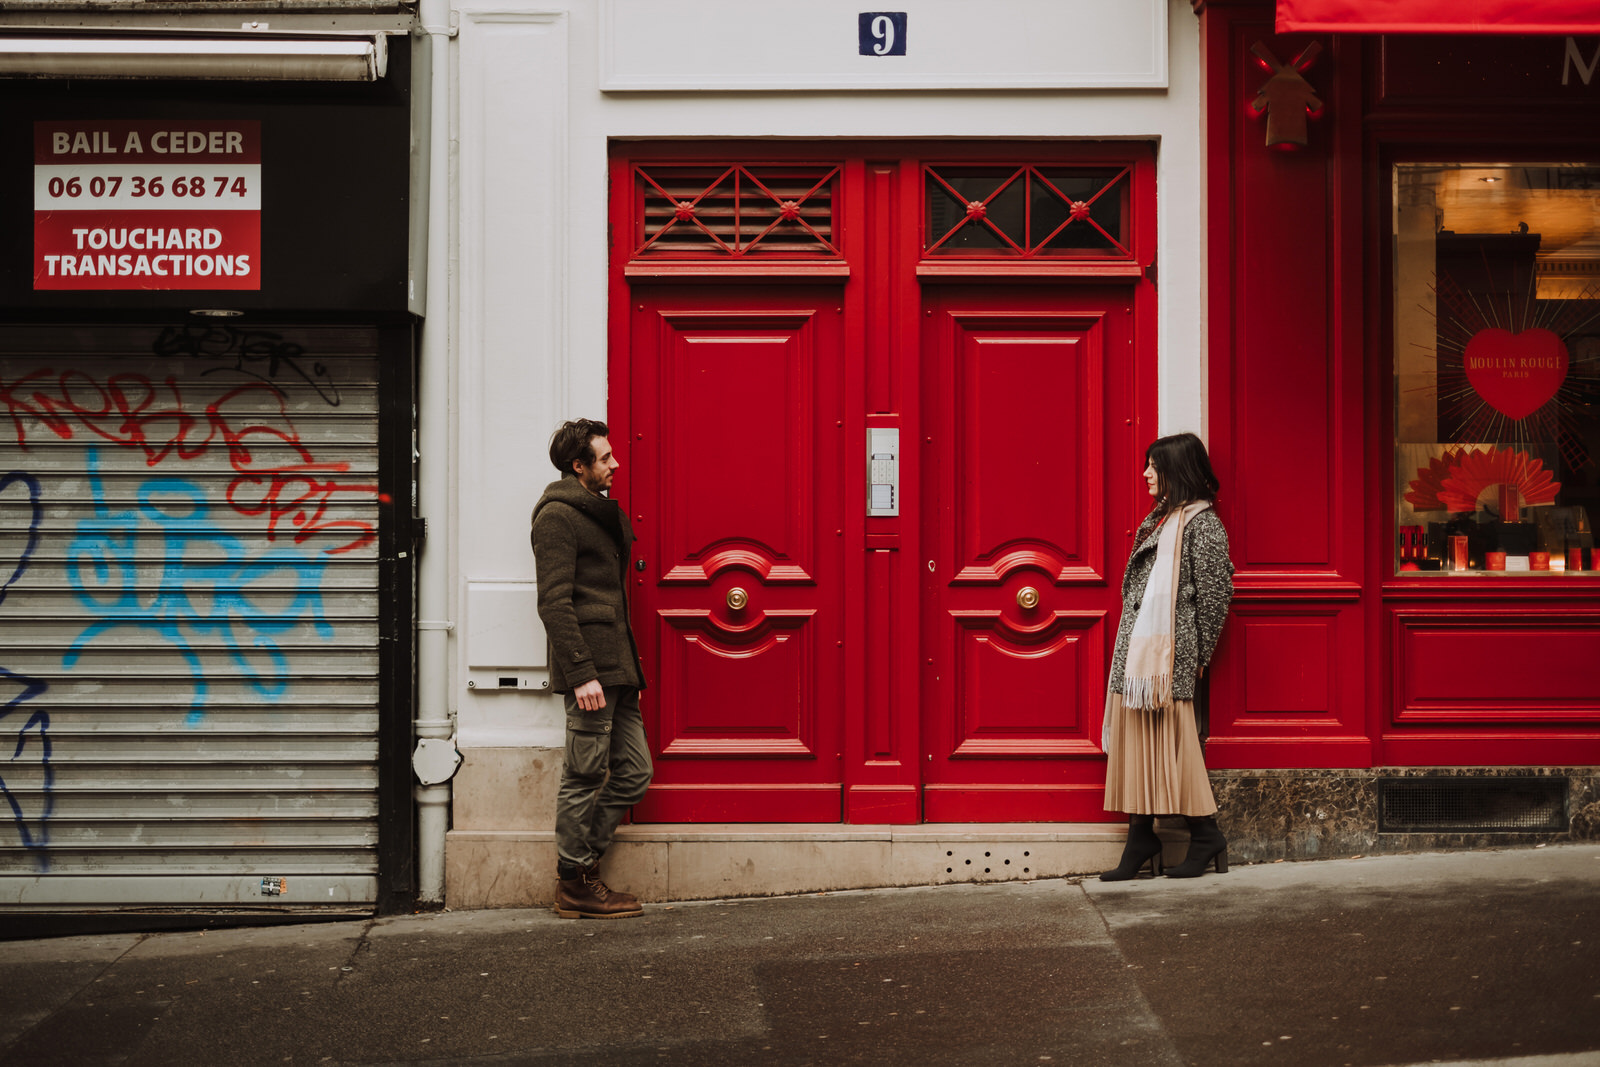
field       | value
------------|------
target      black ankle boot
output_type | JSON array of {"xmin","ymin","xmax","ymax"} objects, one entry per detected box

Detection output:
[
  {"xmin": 1099, "ymin": 815, "xmax": 1163, "ymax": 881},
  {"xmin": 1166, "ymin": 815, "xmax": 1228, "ymax": 878}
]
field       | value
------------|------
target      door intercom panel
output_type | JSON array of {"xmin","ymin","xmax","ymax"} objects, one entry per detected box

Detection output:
[{"xmin": 868, "ymin": 428, "xmax": 899, "ymax": 516}]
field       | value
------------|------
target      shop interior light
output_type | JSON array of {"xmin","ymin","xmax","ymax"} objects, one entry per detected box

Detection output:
[{"xmin": 0, "ymin": 34, "xmax": 387, "ymax": 81}]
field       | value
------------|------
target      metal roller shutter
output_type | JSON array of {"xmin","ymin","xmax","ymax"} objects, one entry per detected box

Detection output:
[{"xmin": 0, "ymin": 324, "xmax": 383, "ymax": 913}]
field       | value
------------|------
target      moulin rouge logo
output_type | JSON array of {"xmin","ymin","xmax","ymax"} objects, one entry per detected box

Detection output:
[{"xmin": 1461, "ymin": 327, "xmax": 1570, "ymax": 422}]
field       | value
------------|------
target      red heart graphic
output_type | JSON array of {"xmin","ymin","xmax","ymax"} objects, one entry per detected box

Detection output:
[{"xmin": 1462, "ymin": 328, "xmax": 1568, "ymax": 421}]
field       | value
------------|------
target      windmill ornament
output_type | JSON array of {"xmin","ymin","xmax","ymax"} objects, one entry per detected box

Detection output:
[{"xmin": 1251, "ymin": 41, "xmax": 1323, "ymax": 148}]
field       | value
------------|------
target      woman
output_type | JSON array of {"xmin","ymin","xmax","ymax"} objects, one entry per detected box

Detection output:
[{"xmin": 1100, "ymin": 432, "xmax": 1234, "ymax": 881}]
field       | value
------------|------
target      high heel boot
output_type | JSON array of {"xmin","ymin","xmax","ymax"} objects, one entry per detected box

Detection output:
[
  {"xmin": 1099, "ymin": 814, "xmax": 1163, "ymax": 881},
  {"xmin": 1166, "ymin": 815, "xmax": 1228, "ymax": 878}
]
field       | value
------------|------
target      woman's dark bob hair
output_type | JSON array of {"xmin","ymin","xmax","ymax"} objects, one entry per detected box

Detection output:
[{"xmin": 1145, "ymin": 432, "xmax": 1220, "ymax": 517}]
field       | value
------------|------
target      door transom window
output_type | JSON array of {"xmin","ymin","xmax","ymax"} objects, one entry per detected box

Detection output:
[
  {"xmin": 630, "ymin": 165, "xmax": 841, "ymax": 259},
  {"xmin": 924, "ymin": 164, "xmax": 1132, "ymax": 258}
]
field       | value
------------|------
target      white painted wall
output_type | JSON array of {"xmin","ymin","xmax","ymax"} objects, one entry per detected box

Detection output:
[{"xmin": 445, "ymin": 0, "xmax": 1205, "ymax": 752}]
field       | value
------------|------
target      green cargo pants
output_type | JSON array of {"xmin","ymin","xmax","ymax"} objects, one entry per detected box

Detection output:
[{"xmin": 554, "ymin": 685, "xmax": 653, "ymax": 870}]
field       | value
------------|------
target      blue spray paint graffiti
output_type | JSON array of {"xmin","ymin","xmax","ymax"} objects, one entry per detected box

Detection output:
[
  {"xmin": 65, "ymin": 447, "xmax": 334, "ymax": 727},
  {"xmin": 1, "ymin": 345, "xmax": 374, "ymax": 872},
  {"xmin": 0, "ymin": 470, "xmax": 52, "ymax": 864}
]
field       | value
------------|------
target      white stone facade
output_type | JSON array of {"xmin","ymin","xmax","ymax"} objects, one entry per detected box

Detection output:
[{"xmin": 437, "ymin": 0, "xmax": 1207, "ymax": 906}]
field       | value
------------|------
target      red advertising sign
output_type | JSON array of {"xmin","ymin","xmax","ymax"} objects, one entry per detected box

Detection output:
[{"xmin": 34, "ymin": 119, "xmax": 261, "ymax": 291}]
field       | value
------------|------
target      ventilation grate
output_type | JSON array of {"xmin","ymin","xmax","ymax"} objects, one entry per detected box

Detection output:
[
  {"xmin": 633, "ymin": 165, "xmax": 840, "ymax": 258},
  {"xmin": 1377, "ymin": 776, "xmax": 1567, "ymax": 834}
]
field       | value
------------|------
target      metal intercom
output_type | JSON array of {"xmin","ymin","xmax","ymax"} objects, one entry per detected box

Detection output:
[{"xmin": 867, "ymin": 428, "xmax": 899, "ymax": 516}]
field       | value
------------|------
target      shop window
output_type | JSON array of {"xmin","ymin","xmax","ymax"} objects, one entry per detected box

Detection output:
[
  {"xmin": 630, "ymin": 165, "xmax": 840, "ymax": 259},
  {"xmin": 1393, "ymin": 163, "xmax": 1600, "ymax": 576},
  {"xmin": 924, "ymin": 165, "xmax": 1131, "ymax": 258}
]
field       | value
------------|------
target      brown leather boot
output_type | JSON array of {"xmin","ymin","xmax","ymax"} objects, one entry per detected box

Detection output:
[
  {"xmin": 585, "ymin": 863, "xmax": 640, "ymax": 910},
  {"xmin": 554, "ymin": 866, "xmax": 643, "ymax": 919}
]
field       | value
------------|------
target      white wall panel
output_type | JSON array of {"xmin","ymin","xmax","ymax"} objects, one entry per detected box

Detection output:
[
  {"xmin": 456, "ymin": 8, "xmax": 571, "ymax": 746},
  {"xmin": 601, "ymin": 0, "xmax": 1167, "ymax": 90}
]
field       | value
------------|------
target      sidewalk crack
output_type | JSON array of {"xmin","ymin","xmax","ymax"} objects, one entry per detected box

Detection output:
[
  {"xmin": 332, "ymin": 919, "xmax": 378, "ymax": 987},
  {"xmin": 1078, "ymin": 882, "xmax": 1188, "ymax": 1067}
]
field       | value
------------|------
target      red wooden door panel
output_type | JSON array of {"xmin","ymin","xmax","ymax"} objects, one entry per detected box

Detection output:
[
  {"xmin": 626, "ymin": 287, "xmax": 846, "ymax": 822},
  {"xmin": 610, "ymin": 143, "xmax": 1159, "ymax": 825},
  {"xmin": 921, "ymin": 287, "xmax": 1139, "ymax": 822}
]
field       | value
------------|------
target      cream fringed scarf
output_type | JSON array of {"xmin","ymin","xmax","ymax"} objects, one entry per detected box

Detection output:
[{"xmin": 1121, "ymin": 499, "xmax": 1212, "ymax": 712}]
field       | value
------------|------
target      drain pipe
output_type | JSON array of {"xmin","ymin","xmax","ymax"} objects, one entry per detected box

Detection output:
[{"xmin": 411, "ymin": 0, "xmax": 457, "ymax": 905}]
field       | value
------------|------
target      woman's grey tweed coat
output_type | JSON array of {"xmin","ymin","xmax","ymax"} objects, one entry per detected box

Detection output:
[{"xmin": 1107, "ymin": 505, "xmax": 1234, "ymax": 702}]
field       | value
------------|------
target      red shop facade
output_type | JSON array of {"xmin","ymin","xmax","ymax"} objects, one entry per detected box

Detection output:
[{"xmin": 1193, "ymin": 2, "xmax": 1600, "ymax": 855}]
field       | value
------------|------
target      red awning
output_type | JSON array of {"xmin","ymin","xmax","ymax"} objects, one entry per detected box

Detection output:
[{"xmin": 1277, "ymin": 1, "xmax": 1600, "ymax": 34}]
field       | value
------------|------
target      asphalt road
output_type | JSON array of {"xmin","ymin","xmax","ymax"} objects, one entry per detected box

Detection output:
[{"xmin": 2, "ymin": 845, "xmax": 1597, "ymax": 1066}]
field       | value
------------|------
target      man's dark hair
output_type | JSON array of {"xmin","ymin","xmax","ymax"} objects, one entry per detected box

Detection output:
[
  {"xmin": 1145, "ymin": 432, "xmax": 1221, "ymax": 517},
  {"xmin": 549, "ymin": 418, "xmax": 610, "ymax": 474}
]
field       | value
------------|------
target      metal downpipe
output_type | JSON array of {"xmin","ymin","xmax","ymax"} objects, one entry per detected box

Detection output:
[{"xmin": 412, "ymin": 0, "xmax": 455, "ymax": 905}]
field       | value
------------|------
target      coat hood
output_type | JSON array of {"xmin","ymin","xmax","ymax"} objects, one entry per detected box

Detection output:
[{"xmin": 532, "ymin": 473, "xmax": 631, "ymax": 550}]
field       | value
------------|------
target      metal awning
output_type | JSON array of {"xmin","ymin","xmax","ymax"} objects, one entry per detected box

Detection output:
[
  {"xmin": 1277, "ymin": 0, "xmax": 1600, "ymax": 34},
  {"xmin": 0, "ymin": 33, "xmax": 388, "ymax": 80}
]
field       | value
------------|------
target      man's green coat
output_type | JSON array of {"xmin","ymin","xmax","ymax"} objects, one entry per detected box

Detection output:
[{"xmin": 530, "ymin": 474, "xmax": 646, "ymax": 693}]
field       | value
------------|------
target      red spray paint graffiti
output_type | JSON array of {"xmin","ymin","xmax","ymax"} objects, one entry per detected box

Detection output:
[{"xmin": 0, "ymin": 368, "xmax": 379, "ymax": 554}]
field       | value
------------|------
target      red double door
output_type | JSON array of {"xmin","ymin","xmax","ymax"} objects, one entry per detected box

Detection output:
[{"xmin": 612, "ymin": 151, "xmax": 1152, "ymax": 824}]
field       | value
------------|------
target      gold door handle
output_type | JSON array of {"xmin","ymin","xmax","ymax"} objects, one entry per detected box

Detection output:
[
  {"xmin": 1017, "ymin": 586, "xmax": 1040, "ymax": 610},
  {"xmin": 727, "ymin": 587, "xmax": 749, "ymax": 611}
]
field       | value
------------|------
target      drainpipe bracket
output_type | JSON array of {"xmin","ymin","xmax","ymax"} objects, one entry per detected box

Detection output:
[{"xmin": 413, "ymin": 736, "xmax": 463, "ymax": 786}]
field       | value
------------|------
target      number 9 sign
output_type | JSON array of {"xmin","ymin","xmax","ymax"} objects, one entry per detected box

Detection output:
[{"xmin": 858, "ymin": 12, "xmax": 907, "ymax": 57}]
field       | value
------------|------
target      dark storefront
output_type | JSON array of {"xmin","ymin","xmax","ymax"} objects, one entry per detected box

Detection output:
[{"xmin": 0, "ymin": 27, "xmax": 417, "ymax": 922}]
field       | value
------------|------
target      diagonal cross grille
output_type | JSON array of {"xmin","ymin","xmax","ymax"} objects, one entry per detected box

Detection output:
[
  {"xmin": 634, "ymin": 165, "xmax": 841, "ymax": 258},
  {"xmin": 924, "ymin": 164, "xmax": 1132, "ymax": 258}
]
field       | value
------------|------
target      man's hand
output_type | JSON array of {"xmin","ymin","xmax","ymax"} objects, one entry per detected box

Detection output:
[{"xmin": 573, "ymin": 679, "xmax": 606, "ymax": 711}]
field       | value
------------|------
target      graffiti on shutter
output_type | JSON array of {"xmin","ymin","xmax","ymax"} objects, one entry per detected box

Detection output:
[{"xmin": 0, "ymin": 324, "xmax": 383, "ymax": 909}]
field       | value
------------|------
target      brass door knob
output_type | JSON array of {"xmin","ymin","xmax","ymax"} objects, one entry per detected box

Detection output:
[
  {"xmin": 727, "ymin": 587, "xmax": 749, "ymax": 611},
  {"xmin": 1016, "ymin": 586, "xmax": 1040, "ymax": 610}
]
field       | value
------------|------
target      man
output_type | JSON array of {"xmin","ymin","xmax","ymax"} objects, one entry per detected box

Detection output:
[{"xmin": 531, "ymin": 418, "xmax": 651, "ymax": 919}]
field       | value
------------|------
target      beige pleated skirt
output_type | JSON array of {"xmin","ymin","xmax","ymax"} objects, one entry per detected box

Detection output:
[{"xmin": 1102, "ymin": 690, "xmax": 1217, "ymax": 816}]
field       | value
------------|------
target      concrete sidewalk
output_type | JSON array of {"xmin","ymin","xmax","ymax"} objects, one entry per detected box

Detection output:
[{"xmin": 2, "ymin": 845, "xmax": 1598, "ymax": 1066}]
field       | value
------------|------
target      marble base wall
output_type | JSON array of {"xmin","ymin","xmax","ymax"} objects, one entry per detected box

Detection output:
[
  {"xmin": 1211, "ymin": 767, "xmax": 1600, "ymax": 864},
  {"xmin": 441, "ymin": 754, "xmax": 1600, "ymax": 906},
  {"xmin": 444, "ymin": 824, "xmax": 1128, "ymax": 909},
  {"xmin": 450, "ymin": 746, "xmax": 560, "ymax": 831}
]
